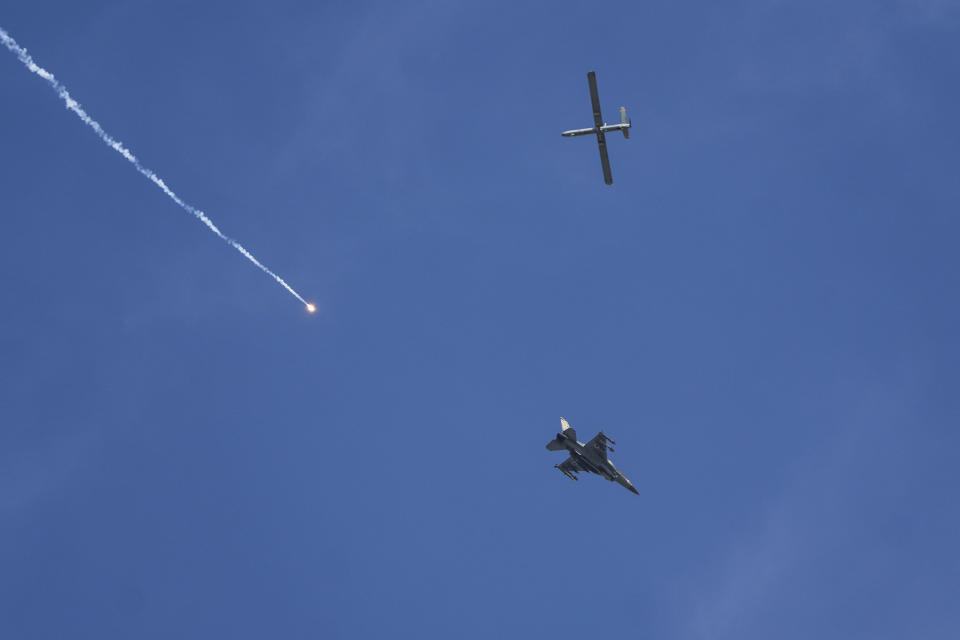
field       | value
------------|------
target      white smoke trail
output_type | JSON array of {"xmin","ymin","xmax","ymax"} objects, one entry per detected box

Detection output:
[{"xmin": 0, "ymin": 25, "xmax": 310, "ymax": 307}]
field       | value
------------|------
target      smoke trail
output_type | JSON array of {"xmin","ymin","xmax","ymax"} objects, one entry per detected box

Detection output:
[{"xmin": 0, "ymin": 26, "xmax": 309, "ymax": 307}]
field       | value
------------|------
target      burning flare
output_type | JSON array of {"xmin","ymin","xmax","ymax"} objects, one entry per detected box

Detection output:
[{"xmin": 0, "ymin": 25, "xmax": 312, "ymax": 310}]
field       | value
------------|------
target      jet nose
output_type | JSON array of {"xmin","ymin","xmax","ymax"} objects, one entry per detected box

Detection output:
[{"xmin": 618, "ymin": 477, "xmax": 639, "ymax": 495}]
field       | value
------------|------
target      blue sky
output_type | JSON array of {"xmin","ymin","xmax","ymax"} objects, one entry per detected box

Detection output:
[{"xmin": 2, "ymin": 1, "xmax": 959, "ymax": 638}]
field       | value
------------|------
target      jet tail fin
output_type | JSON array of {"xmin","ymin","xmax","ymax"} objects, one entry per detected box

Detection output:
[
  {"xmin": 548, "ymin": 417, "xmax": 577, "ymax": 450},
  {"xmin": 620, "ymin": 107, "xmax": 630, "ymax": 139},
  {"xmin": 546, "ymin": 439, "xmax": 566, "ymax": 451}
]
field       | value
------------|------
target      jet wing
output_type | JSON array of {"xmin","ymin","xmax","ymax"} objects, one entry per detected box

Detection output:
[
  {"xmin": 596, "ymin": 132, "xmax": 613, "ymax": 185},
  {"xmin": 585, "ymin": 432, "xmax": 609, "ymax": 458},
  {"xmin": 558, "ymin": 456, "xmax": 586, "ymax": 474}
]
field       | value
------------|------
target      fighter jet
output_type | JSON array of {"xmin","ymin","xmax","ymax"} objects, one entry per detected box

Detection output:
[
  {"xmin": 546, "ymin": 418, "xmax": 639, "ymax": 494},
  {"xmin": 562, "ymin": 71, "xmax": 631, "ymax": 185}
]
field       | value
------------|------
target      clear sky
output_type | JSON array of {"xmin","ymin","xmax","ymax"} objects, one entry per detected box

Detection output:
[{"xmin": 2, "ymin": 1, "xmax": 959, "ymax": 638}]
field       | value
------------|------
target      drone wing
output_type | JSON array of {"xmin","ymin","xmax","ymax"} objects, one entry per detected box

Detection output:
[
  {"xmin": 597, "ymin": 132, "xmax": 613, "ymax": 185},
  {"xmin": 588, "ymin": 72, "xmax": 613, "ymax": 184},
  {"xmin": 587, "ymin": 71, "xmax": 604, "ymax": 129}
]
